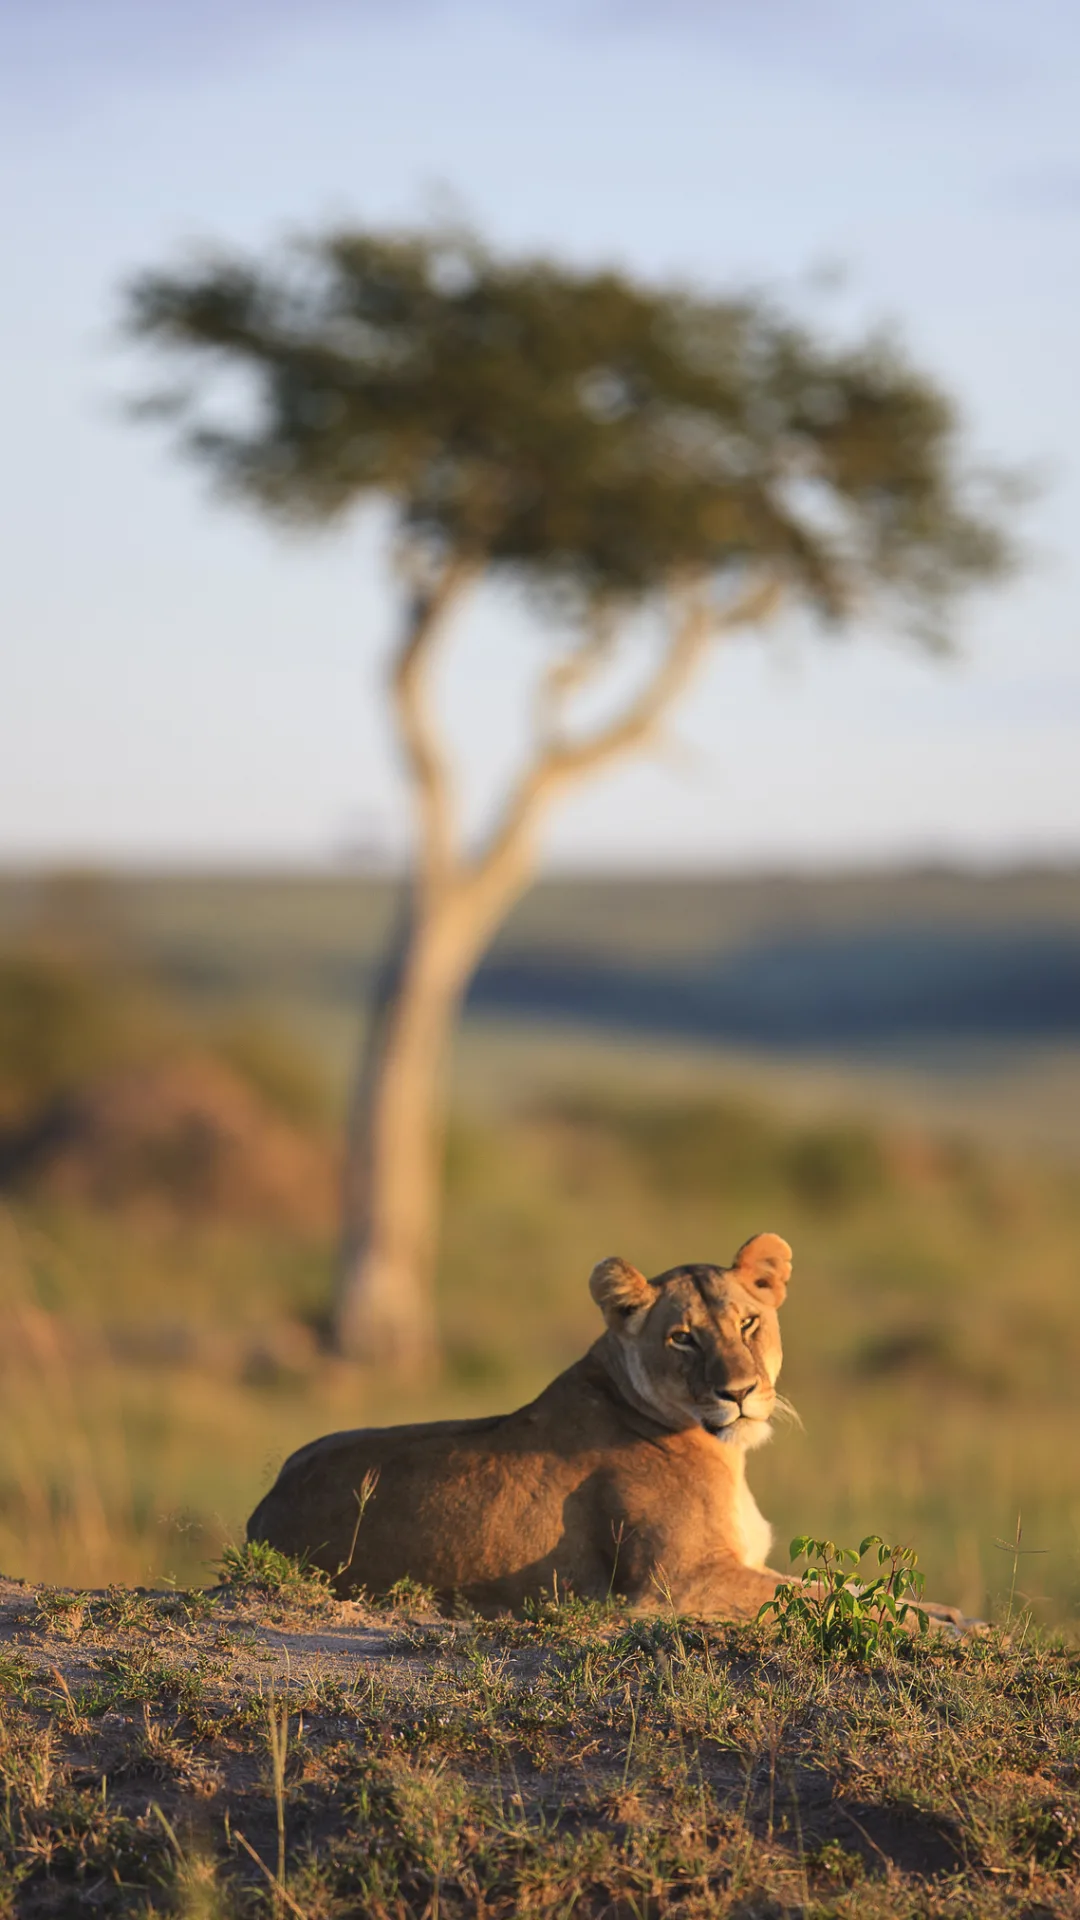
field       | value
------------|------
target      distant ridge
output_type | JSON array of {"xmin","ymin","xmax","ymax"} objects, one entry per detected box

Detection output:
[
  {"xmin": 468, "ymin": 924, "xmax": 1080, "ymax": 1049},
  {"xmin": 2, "ymin": 866, "xmax": 1080, "ymax": 1052}
]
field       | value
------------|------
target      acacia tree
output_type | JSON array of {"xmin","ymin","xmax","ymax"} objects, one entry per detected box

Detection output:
[{"xmin": 125, "ymin": 224, "xmax": 1013, "ymax": 1375}]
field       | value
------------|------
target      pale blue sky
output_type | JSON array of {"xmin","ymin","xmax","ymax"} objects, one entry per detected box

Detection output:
[{"xmin": 1, "ymin": 0, "xmax": 1078, "ymax": 869}]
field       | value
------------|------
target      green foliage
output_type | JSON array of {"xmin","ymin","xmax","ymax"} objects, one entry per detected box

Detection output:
[
  {"xmin": 216, "ymin": 1538, "xmax": 331, "ymax": 1605},
  {"xmin": 759, "ymin": 1534, "xmax": 929, "ymax": 1660},
  {"xmin": 127, "ymin": 221, "xmax": 1014, "ymax": 638}
]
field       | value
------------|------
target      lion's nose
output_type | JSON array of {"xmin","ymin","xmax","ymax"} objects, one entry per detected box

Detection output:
[{"xmin": 716, "ymin": 1385, "xmax": 754, "ymax": 1410}]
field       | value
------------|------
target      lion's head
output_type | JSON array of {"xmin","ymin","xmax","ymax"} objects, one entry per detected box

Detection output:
[{"xmin": 589, "ymin": 1233, "xmax": 792, "ymax": 1450}]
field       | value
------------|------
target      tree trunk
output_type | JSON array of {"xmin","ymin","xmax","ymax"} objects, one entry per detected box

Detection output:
[
  {"xmin": 331, "ymin": 576, "xmax": 776, "ymax": 1374},
  {"xmin": 333, "ymin": 887, "xmax": 475, "ymax": 1373}
]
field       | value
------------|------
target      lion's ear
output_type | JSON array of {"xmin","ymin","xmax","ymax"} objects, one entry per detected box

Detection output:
[
  {"xmin": 731, "ymin": 1233, "xmax": 792, "ymax": 1306},
  {"xmin": 589, "ymin": 1256, "xmax": 653, "ymax": 1326}
]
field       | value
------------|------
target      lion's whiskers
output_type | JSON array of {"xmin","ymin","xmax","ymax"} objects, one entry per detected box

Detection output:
[{"xmin": 771, "ymin": 1393, "xmax": 803, "ymax": 1432}]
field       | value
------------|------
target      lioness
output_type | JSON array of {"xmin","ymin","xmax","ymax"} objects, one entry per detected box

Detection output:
[{"xmin": 249, "ymin": 1233, "xmax": 965, "ymax": 1624}]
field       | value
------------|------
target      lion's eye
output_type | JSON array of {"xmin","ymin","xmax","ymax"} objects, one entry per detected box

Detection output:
[
  {"xmin": 669, "ymin": 1328, "xmax": 697, "ymax": 1350},
  {"xmin": 740, "ymin": 1316, "xmax": 759, "ymax": 1337}
]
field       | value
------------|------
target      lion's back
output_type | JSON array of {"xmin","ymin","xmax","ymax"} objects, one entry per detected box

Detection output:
[
  {"xmin": 249, "ymin": 1402, "xmax": 600, "ymax": 1602},
  {"xmin": 246, "ymin": 1360, "xmax": 649, "ymax": 1607}
]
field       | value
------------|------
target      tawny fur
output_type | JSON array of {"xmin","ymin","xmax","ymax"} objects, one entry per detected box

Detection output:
[{"xmin": 248, "ymin": 1233, "xmax": 803, "ymax": 1619}]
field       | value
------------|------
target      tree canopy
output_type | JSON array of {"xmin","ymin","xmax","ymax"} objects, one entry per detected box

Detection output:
[{"xmin": 127, "ymin": 225, "xmax": 1014, "ymax": 641}]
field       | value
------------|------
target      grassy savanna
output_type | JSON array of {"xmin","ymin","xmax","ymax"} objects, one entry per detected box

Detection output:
[
  {"xmin": 0, "ymin": 1556, "xmax": 1077, "ymax": 1918},
  {"xmin": 2, "ymin": 1086, "xmax": 1078, "ymax": 1619},
  {"xmin": 0, "ymin": 867, "xmax": 1077, "ymax": 1623},
  {"xmin": 0, "ymin": 988, "xmax": 1077, "ymax": 1623},
  {"xmin": 1, "ymin": 869, "xmax": 1079, "ymax": 1913}
]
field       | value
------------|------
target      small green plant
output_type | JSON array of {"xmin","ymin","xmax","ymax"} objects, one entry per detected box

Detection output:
[
  {"xmin": 34, "ymin": 1590, "xmax": 91, "ymax": 1640},
  {"xmin": 518, "ymin": 1580, "xmax": 614, "ymax": 1645},
  {"xmin": 758, "ymin": 1534, "xmax": 929, "ymax": 1661},
  {"xmin": 1009, "ymin": 1800, "xmax": 1080, "ymax": 1872},
  {"xmin": 807, "ymin": 1837, "xmax": 866, "ymax": 1886},
  {"xmin": 0, "ymin": 1652, "xmax": 34, "ymax": 1703},
  {"xmin": 381, "ymin": 1574, "xmax": 438, "ymax": 1614},
  {"xmin": 216, "ymin": 1538, "xmax": 331, "ymax": 1605}
]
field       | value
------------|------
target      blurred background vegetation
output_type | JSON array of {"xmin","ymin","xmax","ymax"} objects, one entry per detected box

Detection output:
[{"xmin": 0, "ymin": 863, "xmax": 1077, "ymax": 1624}]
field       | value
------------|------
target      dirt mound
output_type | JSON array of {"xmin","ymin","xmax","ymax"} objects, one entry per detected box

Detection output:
[
  {"xmin": 0, "ymin": 1053, "xmax": 336, "ymax": 1228},
  {"xmin": 0, "ymin": 1575, "xmax": 1068, "ymax": 1920}
]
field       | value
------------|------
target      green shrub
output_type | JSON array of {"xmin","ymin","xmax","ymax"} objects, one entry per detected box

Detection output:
[{"xmin": 759, "ymin": 1534, "xmax": 929, "ymax": 1660}]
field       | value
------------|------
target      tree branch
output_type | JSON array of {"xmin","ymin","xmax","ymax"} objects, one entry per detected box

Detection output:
[
  {"xmin": 535, "ymin": 597, "xmax": 620, "ymax": 748},
  {"xmin": 390, "ymin": 553, "xmax": 477, "ymax": 893},
  {"xmin": 464, "ymin": 571, "xmax": 782, "ymax": 925}
]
